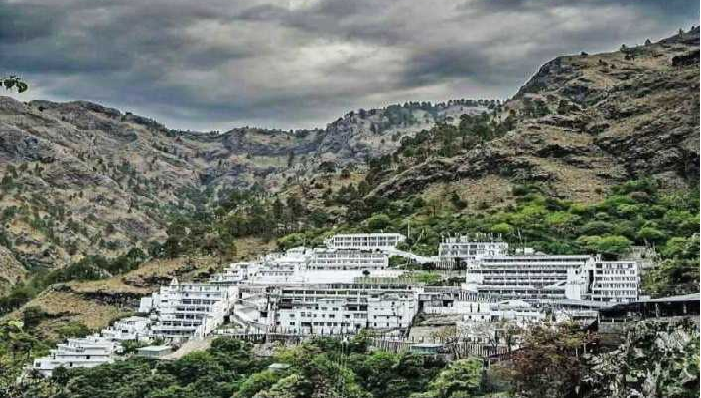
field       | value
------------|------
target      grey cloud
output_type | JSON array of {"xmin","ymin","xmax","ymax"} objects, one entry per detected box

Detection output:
[{"xmin": 0, "ymin": 0, "xmax": 697, "ymax": 131}]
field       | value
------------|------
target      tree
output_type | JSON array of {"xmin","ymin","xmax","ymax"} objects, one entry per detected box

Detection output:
[
  {"xmin": 636, "ymin": 226, "xmax": 666, "ymax": 244},
  {"xmin": 21, "ymin": 307, "xmax": 46, "ymax": 330},
  {"xmin": 1, "ymin": 76, "xmax": 28, "ymax": 93},
  {"xmin": 508, "ymin": 323, "xmax": 594, "ymax": 397},
  {"xmin": 581, "ymin": 320, "xmax": 699, "ymax": 398},
  {"xmin": 490, "ymin": 223, "xmax": 513, "ymax": 236},
  {"xmin": 367, "ymin": 213, "xmax": 391, "ymax": 230},
  {"xmin": 412, "ymin": 358, "xmax": 484, "ymax": 398}
]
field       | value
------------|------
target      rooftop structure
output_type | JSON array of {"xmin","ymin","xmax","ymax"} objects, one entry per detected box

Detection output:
[
  {"xmin": 32, "ymin": 335, "xmax": 118, "ymax": 377},
  {"xmin": 437, "ymin": 234, "xmax": 508, "ymax": 269},
  {"xmin": 101, "ymin": 316, "xmax": 150, "ymax": 341},
  {"xmin": 269, "ymin": 283, "xmax": 420, "ymax": 335},
  {"xmin": 136, "ymin": 345, "xmax": 173, "ymax": 359},
  {"xmin": 324, "ymin": 233, "xmax": 406, "ymax": 250},
  {"xmin": 144, "ymin": 279, "xmax": 235, "ymax": 342},
  {"xmin": 465, "ymin": 254, "xmax": 591, "ymax": 301}
]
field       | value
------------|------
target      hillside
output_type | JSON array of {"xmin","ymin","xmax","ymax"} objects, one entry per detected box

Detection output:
[
  {"xmin": 0, "ymin": 96, "xmax": 488, "ymax": 281},
  {"xmin": 369, "ymin": 28, "xmax": 699, "ymax": 205},
  {"xmin": 0, "ymin": 28, "xmax": 698, "ymax": 324}
]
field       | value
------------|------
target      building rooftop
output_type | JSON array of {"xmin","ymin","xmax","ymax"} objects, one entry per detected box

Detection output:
[
  {"xmin": 641, "ymin": 293, "xmax": 700, "ymax": 303},
  {"xmin": 137, "ymin": 345, "xmax": 172, "ymax": 353}
]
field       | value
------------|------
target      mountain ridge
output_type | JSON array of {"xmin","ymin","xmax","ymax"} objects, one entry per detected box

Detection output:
[{"xmin": 0, "ymin": 28, "xmax": 698, "ymax": 292}]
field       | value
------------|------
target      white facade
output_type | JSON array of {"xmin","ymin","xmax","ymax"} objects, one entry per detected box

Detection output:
[
  {"xmin": 423, "ymin": 300, "xmax": 492, "ymax": 321},
  {"xmin": 307, "ymin": 248, "xmax": 388, "ymax": 270},
  {"xmin": 32, "ymin": 336, "xmax": 118, "ymax": 377},
  {"xmin": 210, "ymin": 262, "xmax": 256, "ymax": 284},
  {"xmin": 146, "ymin": 279, "xmax": 235, "ymax": 341},
  {"xmin": 465, "ymin": 254, "xmax": 591, "ymax": 300},
  {"xmin": 438, "ymin": 235, "xmax": 508, "ymax": 269},
  {"xmin": 466, "ymin": 252, "xmax": 640, "ymax": 304},
  {"xmin": 101, "ymin": 316, "xmax": 150, "ymax": 342},
  {"xmin": 567, "ymin": 258, "xmax": 639, "ymax": 302},
  {"xmin": 271, "ymin": 284, "xmax": 419, "ymax": 334},
  {"xmin": 213, "ymin": 248, "xmax": 397, "ymax": 286},
  {"xmin": 489, "ymin": 300, "xmax": 546, "ymax": 323},
  {"xmin": 588, "ymin": 260, "xmax": 638, "ymax": 302},
  {"xmin": 324, "ymin": 233, "xmax": 406, "ymax": 250}
]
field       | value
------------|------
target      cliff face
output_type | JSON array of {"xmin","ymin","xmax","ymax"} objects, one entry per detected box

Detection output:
[{"xmin": 371, "ymin": 29, "xmax": 700, "ymax": 203}]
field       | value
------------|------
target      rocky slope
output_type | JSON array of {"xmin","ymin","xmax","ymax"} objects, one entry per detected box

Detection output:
[
  {"xmin": 0, "ymin": 95, "xmax": 484, "ymax": 283},
  {"xmin": 0, "ymin": 28, "xmax": 698, "ymax": 295},
  {"xmin": 371, "ymin": 28, "xmax": 700, "ymax": 205}
]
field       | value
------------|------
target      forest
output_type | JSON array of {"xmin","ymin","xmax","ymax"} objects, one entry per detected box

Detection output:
[{"xmin": 4, "ymin": 320, "xmax": 697, "ymax": 398}]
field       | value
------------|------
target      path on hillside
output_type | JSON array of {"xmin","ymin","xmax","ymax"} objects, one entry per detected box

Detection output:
[{"xmin": 162, "ymin": 337, "xmax": 214, "ymax": 360}]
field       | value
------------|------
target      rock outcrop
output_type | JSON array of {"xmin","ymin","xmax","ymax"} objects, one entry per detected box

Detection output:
[{"xmin": 370, "ymin": 28, "xmax": 700, "ymax": 202}]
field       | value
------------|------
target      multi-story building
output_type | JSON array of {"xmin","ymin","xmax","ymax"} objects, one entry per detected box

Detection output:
[
  {"xmin": 269, "ymin": 283, "xmax": 419, "ymax": 334},
  {"xmin": 32, "ymin": 336, "xmax": 118, "ymax": 377},
  {"xmin": 467, "ymin": 253, "xmax": 640, "ymax": 304},
  {"xmin": 566, "ymin": 258, "xmax": 639, "ymax": 302},
  {"xmin": 101, "ymin": 316, "xmax": 150, "ymax": 341},
  {"xmin": 213, "ymin": 248, "xmax": 398, "ymax": 286},
  {"xmin": 210, "ymin": 262, "xmax": 256, "ymax": 284},
  {"xmin": 465, "ymin": 254, "xmax": 592, "ymax": 301},
  {"xmin": 324, "ymin": 233, "xmax": 406, "ymax": 250},
  {"xmin": 306, "ymin": 248, "xmax": 388, "ymax": 270},
  {"xmin": 144, "ymin": 279, "xmax": 235, "ymax": 341},
  {"xmin": 437, "ymin": 234, "xmax": 509, "ymax": 269}
]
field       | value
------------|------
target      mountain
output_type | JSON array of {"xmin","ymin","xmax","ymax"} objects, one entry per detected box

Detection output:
[
  {"xmin": 0, "ymin": 27, "xmax": 698, "ymax": 297},
  {"xmin": 369, "ymin": 28, "xmax": 699, "ymax": 205},
  {"xmin": 0, "ymin": 93, "xmax": 490, "ymax": 278}
]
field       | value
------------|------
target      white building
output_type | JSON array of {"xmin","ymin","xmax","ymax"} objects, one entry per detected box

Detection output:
[
  {"xmin": 307, "ymin": 248, "xmax": 388, "ymax": 270},
  {"xmin": 423, "ymin": 299, "xmax": 493, "ymax": 322},
  {"xmin": 324, "ymin": 233, "xmax": 406, "ymax": 250},
  {"xmin": 210, "ymin": 262, "xmax": 256, "ymax": 284},
  {"xmin": 214, "ymin": 248, "xmax": 398, "ymax": 286},
  {"xmin": 567, "ymin": 258, "xmax": 639, "ymax": 303},
  {"xmin": 466, "ymin": 252, "xmax": 639, "ymax": 304},
  {"xmin": 489, "ymin": 300, "xmax": 546, "ymax": 323},
  {"xmin": 465, "ymin": 254, "xmax": 591, "ymax": 300},
  {"xmin": 270, "ymin": 283, "xmax": 419, "ymax": 335},
  {"xmin": 32, "ymin": 335, "xmax": 118, "ymax": 377},
  {"xmin": 143, "ymin": 279, "xmax": 235, "ymax": 342},
  {"xmin": 438, "ymin": 234, "xmax": 508, "ymax": 269},
  {"xmin": 101, "ymin": 316, "xmax": 150, "ymax": 342}
]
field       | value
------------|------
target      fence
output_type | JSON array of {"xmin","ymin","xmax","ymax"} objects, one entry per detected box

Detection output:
[{"xmin": 213, "ymin": 330, "xmax": 512, "ymax": 361}]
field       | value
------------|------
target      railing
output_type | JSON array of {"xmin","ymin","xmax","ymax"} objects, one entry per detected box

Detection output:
[{"xmin": 210, "ymin": 330, "xmax": 512, "ymax": 360}]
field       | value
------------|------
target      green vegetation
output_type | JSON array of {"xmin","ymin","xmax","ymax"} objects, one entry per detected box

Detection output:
[
  {"xmin": 9, "ymin": 334, "xmax": 508, "ymax": 398},
  {"xmin": 0, "ymin": 320, "xmax": 51, "ymax": 397},
  {"xmin": 1, "ymin": 76, "xmax": 28, "ymax": 93},
  {"xmin": 0, "ymin": 248, "xmax": 148, "ymax": 315},
  {"xmin": 273, "ymin": 179, "xmax": 700, "ymax": 297},
  {"xmin": 581, "ymin": 320, "xmax": 700, "ymax": 397},
  {"xmin": 6, "ymin": 319, "xmax": 696, "ymax": 398}
]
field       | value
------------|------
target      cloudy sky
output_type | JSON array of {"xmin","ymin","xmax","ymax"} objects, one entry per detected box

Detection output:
[{"xmin": 1, "ymin": 0, "xmax": 698, "ymax": 131}]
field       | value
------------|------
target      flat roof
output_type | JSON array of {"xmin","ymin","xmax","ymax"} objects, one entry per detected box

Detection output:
[
  {"xmin": 137, "ymin": 345, "xmax": 172, "ymax": 352},
  {"xmin": 642, "ymin": 293, "xmax": 700, "ymax": 303}
]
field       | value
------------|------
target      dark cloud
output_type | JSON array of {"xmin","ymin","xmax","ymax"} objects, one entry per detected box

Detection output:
[{"xmin": 1, "ymin": 0, "xmax": 697, "ymax": 131}]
